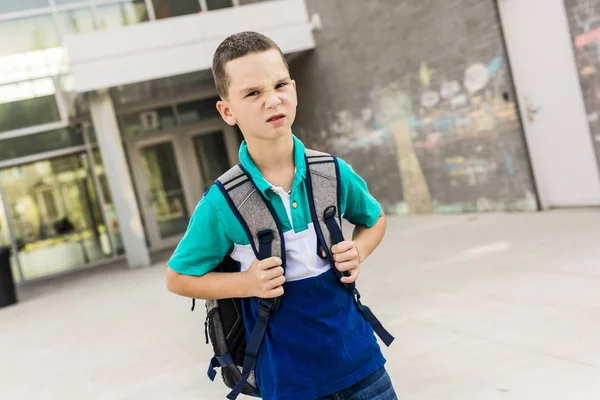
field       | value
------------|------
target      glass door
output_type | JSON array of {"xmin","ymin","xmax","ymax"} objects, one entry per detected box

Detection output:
[
  {"xmin": 127, "ymin": 123, "xmax": 240, "ymax": 249},
  {"xmin": 129, "ymin": 137, "xmax": 191, "ymax": 249},
  {"xmin": 192, "ymin": 130, "xmax": 234, "ymax": 192},
  {"xmin": 0, "ymin": 153, "xmax": 111, "ymax": 281},
  {"xmin": 140, "ymin": 141, "xmax": 189, "ymax": 238}
]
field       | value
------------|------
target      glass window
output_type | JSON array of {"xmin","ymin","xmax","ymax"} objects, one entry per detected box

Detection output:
[
  {"xmin": 0, "ymin": 15, "xmax": 59, "ymax": 57},
  {"xmin": 0, "ymin": 48, "xmax": 69, "ymax": 86},
  {"xmin": 96, "ymin": 0, "xmax": 149, "ymax": 31},
  {"xmin": 121, "ymin": 106, "xmax": 176, "ymax": 137},
  {"xmin": 167, "ymin": 70, "xmax": 214, "ymax": 94},
  {"xmin": 0, "ymin": 200, "xmax": 10, "ymax": 248},
  {"xmin": 0, "ymin": 94, "xmax": 61, "ymax": 133},
  {"xmin": 152, "ymin": 0, "xmax": 200, "ymax": 19},
  {"xmin": 86, "ymin": 122, "xmax": 97, "ymax": 144},
  {"xmin": 140, "ymin": 142, "xmax": 189, "ymax": 238},
  {"xmin": 56, "ymin": 7, "xmax": 95, "ymax": 35},
  {"xmin": 193, "ymin": 131, "xmax": 231, "ymax": 191},
  {"xmin": 0, "ymin": 194, "xmax": 20, "ymax": 283},
  {"xmin": 110, "ymin": 77, "xmax": 171, "ymax": 106},
  {"xmin": 238, "ymin": 0, "xmax": 266, "ymax": 4},
  {"xmin": 177, "ymin": 97, "xmax": 220, "ymax": 124},
  {"xmin": 0, "ymin": 0, "xmax": 49, "ymax": 14},
  {"xmin": 206, "ymin": 0, "xmax": 233, "ymax": 11},
  {"xmin": 54, "ymin": 0, "xmax": 89, "ymax": 4},
  {"xmin": 0, "ymin": 127, "xmax": 84, "ymax": 162},
  {"xmin": 0, "ymin": 153, "xmax": 112, "ymax": 280},
  {"xmin": 92, "ymin": 149, "xmax": 124, "ymax": 254}
]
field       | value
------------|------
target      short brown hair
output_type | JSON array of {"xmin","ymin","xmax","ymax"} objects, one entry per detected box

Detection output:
[{"xmin": 212, "ymin": 31, "xmax": 289, "ymax": 99}]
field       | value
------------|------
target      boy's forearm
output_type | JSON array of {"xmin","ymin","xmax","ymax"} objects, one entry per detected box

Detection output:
[
  {"xmin": 352, "ymin": 211, "xmax": 387, "ymax": 263},
  {"xmin": 166, "ymin": 268, "xmax": 249, "ymax": 300}
]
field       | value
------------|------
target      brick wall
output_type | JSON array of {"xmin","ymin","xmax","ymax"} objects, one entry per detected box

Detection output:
[
  {"xmin": 563, "ymin": 0, "xmax": 600, "ymax": 174},
  {"xmin": 290, "ymin": 0, "xmax": 538, "ymax": 214}
]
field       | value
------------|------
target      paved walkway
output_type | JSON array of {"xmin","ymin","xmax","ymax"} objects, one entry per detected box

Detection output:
[{"xmin": 1, "ymin": 210, "xmax": 600, "ymax": 400}]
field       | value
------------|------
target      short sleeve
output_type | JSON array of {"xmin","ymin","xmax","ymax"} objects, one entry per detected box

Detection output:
[
  {"xmin": 337, "ymin": 157, "xmax": 382, "ymax": 228},
  {"xmin": 167, "ymin": 188, "xmax": 232, "ymax": 277}
]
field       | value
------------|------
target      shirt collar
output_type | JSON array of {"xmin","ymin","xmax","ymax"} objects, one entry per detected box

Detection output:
[{"xmin": 238, "ymin": 134, "xmax": 307, "ymax": 197}]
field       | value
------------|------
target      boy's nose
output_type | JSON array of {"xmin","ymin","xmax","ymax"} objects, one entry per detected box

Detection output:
[{"xmin": 265, "ymin": 95, "xmax": 282, "ymax": 109}]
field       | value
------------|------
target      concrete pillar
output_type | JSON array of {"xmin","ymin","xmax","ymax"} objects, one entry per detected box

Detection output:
[{"xmin": 88, "ymin": 89, "xmax": 150, "ymax": 268}]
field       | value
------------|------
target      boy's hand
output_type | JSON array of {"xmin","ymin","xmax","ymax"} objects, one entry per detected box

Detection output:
[
  {"xmin": 331, "ymin": 241, "xmax": 361, "ymax": 284},
  {"xmin": 244, "ymin": 257, "xmax": 285, "ymax": 298}
]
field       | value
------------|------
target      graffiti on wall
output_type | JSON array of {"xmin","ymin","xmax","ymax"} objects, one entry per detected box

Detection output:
[
  {"xmin": 569, "ymin": 0, "xmax": 600, "ymax": 169},
  {"xmin": 312, "ymin": 56, "xmax": 537, "ymax": 214}
]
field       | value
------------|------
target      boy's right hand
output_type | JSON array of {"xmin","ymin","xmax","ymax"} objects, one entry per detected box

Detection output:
[{"xmin": 243, "ymin": 257, "xmax": 285, "ymax": 299}]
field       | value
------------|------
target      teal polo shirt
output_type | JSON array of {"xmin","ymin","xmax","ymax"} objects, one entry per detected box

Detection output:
[{"xmin": 168, "ymin": 135, "xmax": 382, "ymax": 277}]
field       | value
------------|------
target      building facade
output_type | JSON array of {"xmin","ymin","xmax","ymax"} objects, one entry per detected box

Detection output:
[{"xmin": 1, "ymin": 0, "xmax": 599, "ymax": 283}]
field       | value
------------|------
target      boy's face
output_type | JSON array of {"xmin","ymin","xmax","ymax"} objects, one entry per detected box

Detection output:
[{"xmin": 216, "ymin": 49, "xmax": 297, "ymax": 142}]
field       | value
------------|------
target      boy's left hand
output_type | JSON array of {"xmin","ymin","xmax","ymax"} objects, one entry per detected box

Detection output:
[{"xmin": 331, "ymin": 241, "xmax": 361, "ymax": 284}]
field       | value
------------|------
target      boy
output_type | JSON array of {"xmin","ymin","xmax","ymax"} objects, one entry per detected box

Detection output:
[{"xmin": 166, "ymin": 31, "xmax": 397, "ymax": 400}]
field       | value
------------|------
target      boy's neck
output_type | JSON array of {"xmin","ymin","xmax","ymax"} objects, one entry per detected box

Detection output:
[{"xmin": 246, "ymin": 134, "xmax": 295, "ymax": 174}]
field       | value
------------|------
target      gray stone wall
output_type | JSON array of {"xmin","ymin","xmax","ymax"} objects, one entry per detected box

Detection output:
[
  {"xmin": 290, "ymin": 0, "xmax": 537, "ymax": 214},
  {"xmin": 563, "ymin": 0, "xmax": 600, "ymax": 175}
]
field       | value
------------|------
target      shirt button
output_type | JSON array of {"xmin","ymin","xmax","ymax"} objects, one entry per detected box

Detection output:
[{"xmin": 292, "ymin": 201, "xmax": 298, "ymax": 209}]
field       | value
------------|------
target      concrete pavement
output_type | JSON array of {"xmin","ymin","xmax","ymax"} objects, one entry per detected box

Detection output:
[{"xmin": 1, "ymin": 210, "xmax": 600, "ymax": 399}]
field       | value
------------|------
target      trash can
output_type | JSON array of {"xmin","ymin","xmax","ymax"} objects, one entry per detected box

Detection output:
[{"xmin": 0, "ymin": 246, "xmax": 17, "ymax": 308}]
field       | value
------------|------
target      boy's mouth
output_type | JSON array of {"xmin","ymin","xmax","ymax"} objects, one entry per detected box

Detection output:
[{"xmin": 267, "ymin": 113, "xmax": 286, "ymax": 124}]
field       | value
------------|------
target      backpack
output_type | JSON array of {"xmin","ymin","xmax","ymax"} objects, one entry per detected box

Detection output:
[{"xmin": 194, "ymin": 149, "xmax": 394, "ymax": 400}]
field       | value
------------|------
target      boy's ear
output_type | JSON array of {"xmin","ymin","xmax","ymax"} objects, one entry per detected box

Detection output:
[{"xmin": 217, "ymin": 100, "xmax": 237, "ymax": 126}]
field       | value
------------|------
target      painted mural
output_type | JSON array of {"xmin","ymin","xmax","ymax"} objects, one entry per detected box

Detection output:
[
  {"xmin": 566, "ymin": 0, "xmax": 600, "ymax": 171},
  {"xmin": 306, "ymin": 57, "xmax": 537, "ymax": 215}
]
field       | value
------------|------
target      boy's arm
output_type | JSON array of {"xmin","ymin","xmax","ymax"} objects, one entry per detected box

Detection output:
[
  {"xmin": 352, "ymin": 210, "xmax": 387, "ymax": 263},
  {"xmin": 331, "ymin": 158, "xmax": 387, "ymax": 284},
  {"xmin": 166, "ymin": 268, "xmax": 248, "ymax": 300},
  {"xmin": 166, "ymin": 256, "xmax": 285, "ymax": 300},
  {"xmin": 166, "ymin": 189, "xmax": 285, "ymax": 300},
  {"xmin": 331, "ymin": 211, "xmax": 386, "ymax": 284}
]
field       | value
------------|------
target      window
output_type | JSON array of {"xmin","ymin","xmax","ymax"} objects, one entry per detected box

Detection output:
[
  {"xmin": 0, "ymin": 153, "xmax": 111, "ymax": 280},
  {"xmin": 54, "ymin": 0, "xmax": 89, "ymax": 4},
  {"xmin": 0, "ymin": 127, "xmax": 84, "ymax": 162},
  {"xmin": 56, "ymin": 7, "xmax": 95, "ymax": 35},
  {"xmin": 92, "ymin": 149, "xmax": 124, "ymax": 254},
  {"xmin": 121, "ymin": 107, "xmax": 176, "ymax": 137},
  {"xmin": 96, "ymin": 0, "xmax": 149, "ymax": 30},
  {"xmin": 0, "ymin": 1, "xmax": 49, "ymax": 14},
  {"xmin": 0, "ymin": 14, "xmax": 59, "ymax": 57},
  {"xmin": 177, "ymin": 97, "xmax": 220, "ymax": 125},
  {"xmin": 0, "ymin": 48, "xmax": 68, "ymax": 86},
  {"xmin": 41, "ymin": 190, "xmax": 58, "ymax": 220},
  {"xmin": 0, "ymin": 92, "xmax": 61, "ymax": 133},
  {"xmin": 194, "ymin": 131, "xmax": 230, "ymax": 190},
  {"xmin": 238, "ymin": 0, "xmax": 266, "ymax": 4},
  {"xmin": 206, "ymin": 0, "xmax": 233, "ymax": 11},
  {"xmin": 152, "ymin": 0, "xmax": 200, "ymax": 19}
]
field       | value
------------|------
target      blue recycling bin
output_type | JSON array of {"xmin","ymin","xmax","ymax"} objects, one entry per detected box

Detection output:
[{"xmin": 0, "ymin": 247, "xmax": 17, "ymax": 308}]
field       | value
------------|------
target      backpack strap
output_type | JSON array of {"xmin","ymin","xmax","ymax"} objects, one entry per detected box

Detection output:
[
  {"xmin": 214, "ymin": 164, "xmax": 285, "ymax": 400},
  {"xmin": 305, "ymin": 149, "xmax": 395, "ymax": 347},
  {"xmin": 216, "ymin": 165, "xmax": 285, "ymax": 264},
  {"xmin": 304, "ymin": 149, "xmax": 349, "ymax": 286}
]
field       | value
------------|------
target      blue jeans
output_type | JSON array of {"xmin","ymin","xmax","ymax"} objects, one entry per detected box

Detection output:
[{"xmin": 316, "ymin": 367, "xmax": 398, "ymax": 400}]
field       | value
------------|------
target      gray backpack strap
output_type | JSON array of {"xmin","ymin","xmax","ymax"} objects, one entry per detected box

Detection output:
[
  {"xmin": 215, "ymin": 165, "xmax": 285, "ymax": 263},
  {"xmin": 304, "ymin": 149, "xmax": 343, "ymax": 264},
  {"xmin": 214, "ymin": 164, "xmax": 286, "ymax": 400},
  {"xmin": 305, "ymin": 149, "xmax": 395, "ymax": 348}
]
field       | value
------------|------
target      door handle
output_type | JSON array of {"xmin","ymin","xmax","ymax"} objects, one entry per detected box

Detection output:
[{"xmin": 525, "ymin": 96, "xmax": 541, "ymax": 123}]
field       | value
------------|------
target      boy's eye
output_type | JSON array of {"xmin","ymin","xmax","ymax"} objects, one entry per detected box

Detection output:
[
  {"xmin": 276, "ymin": 83, "xmax": 287, "ymax": 89},
  {"xmin": 247, "ymin": 91, "xmax": 259, "ymax": 97}
]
